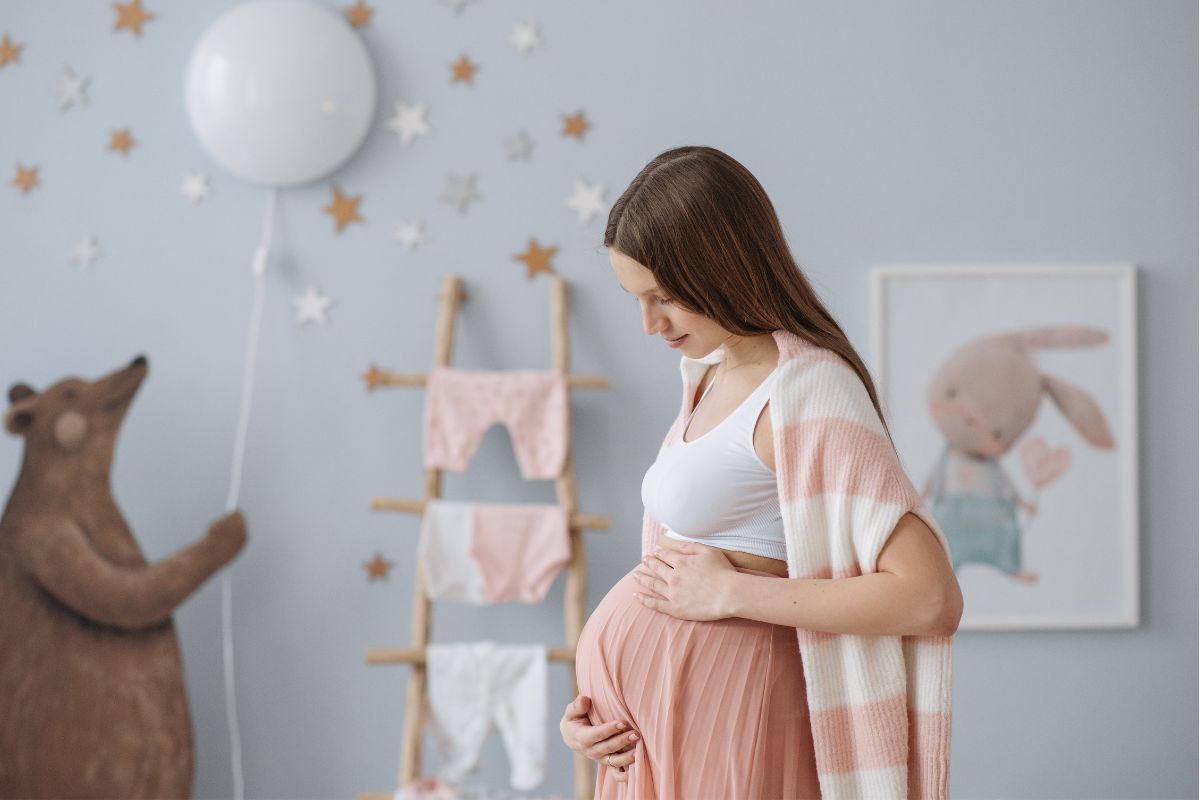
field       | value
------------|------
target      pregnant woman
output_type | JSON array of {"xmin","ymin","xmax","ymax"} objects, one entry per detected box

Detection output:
[{"xmin": 563, "ymin": 146, "xmax": 962, "ymax": 799}]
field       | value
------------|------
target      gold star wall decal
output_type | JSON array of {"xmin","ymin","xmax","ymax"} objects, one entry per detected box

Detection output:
[
  {"xmin": 513, "ymin": 238, "xmax": 559, "ymax": 279},
  {"xmin": 364, "ymin": 552, "xmax": 393, "ymax": 581},
  {"xmin": 0, "ymin": 34, "xmax": 24, "ymax": 67},
  {"xmin": 450, "ymin": 54, "xmax": 478, "ymax": 84},
  {"xmin": 561, "ymin": 110, "xmax": 591, "ymax": 141},
  {"xmin": 345, "ymin": 0, "xmax": 373, "ymax": 27},
  {"xmin": 113, "ymin": 0, "xmax": 155, "ymax": 37},
  {"xmin": 108, "ymin": 128, "xmax": 136, "ymax": 156},
  {"xmin": 323, "ymin": 185, "xmax": 365, "ymax": 232},
  {"xmin": 12, "ymin": 164, "xmax": 39, "ymax": 195}
]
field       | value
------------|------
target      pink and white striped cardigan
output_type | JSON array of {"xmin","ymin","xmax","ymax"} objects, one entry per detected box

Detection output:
[{"xmin": 640, "ymin": 328, "xmax": 955, "ymax": 800}]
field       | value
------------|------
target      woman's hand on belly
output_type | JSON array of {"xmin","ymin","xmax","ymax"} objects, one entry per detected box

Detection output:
[
  {"xmin": 634, "ymin": 539, "xmax": 741, "ymax": 621},
  {"xmin": 560, "ymin": 694, "xmax": 638, "ymax": 781}
]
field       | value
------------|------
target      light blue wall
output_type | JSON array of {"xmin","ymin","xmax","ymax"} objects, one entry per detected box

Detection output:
[{"xmin": 2, "ymin": 1, "xmax": 1195, "ymax": 798}]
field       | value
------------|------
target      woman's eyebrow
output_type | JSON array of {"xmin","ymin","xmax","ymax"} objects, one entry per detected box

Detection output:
[{"xmin": 622, "ymin": 285, "xmax": 661, "ymax": 295}]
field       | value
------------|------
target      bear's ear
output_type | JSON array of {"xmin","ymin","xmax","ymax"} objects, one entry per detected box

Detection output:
[{"xmin": 8, "ymin": 384, "xmax": 36, "ymax": 405}]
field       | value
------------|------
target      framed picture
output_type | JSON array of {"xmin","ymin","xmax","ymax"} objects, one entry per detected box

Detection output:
[{"xmin": 870, "ymin": 263, "xmax": 1138, "ymax": 631}]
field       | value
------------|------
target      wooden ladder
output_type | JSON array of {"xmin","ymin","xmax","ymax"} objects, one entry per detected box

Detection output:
[{"xmin": 358, "ymin": 273, "xmax": 611, "ymax": 800}]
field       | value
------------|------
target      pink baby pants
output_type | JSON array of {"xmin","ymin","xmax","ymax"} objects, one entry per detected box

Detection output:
[
  {"xmin": 423, "ymin": 367, "xmax": 569, "ymax": 480},
  {"xmin": 418, "ymin": 500, "xmax": 571, "ymax": 604}
]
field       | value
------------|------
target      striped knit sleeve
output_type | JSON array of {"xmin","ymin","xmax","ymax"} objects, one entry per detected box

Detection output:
[{"xmin": 773, "ymin": 348, "xmax": 955, "ymax": 800}]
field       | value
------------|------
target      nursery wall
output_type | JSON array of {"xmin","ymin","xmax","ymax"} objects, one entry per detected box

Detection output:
[{"xmin": 1, "ymin": 1, "xmax": 1196, "ymax": 798}]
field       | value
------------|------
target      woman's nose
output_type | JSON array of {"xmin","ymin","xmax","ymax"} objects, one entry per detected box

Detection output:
[{"xmin": 642, "ymin": 309, "xmax": 666, "ymax": 336}]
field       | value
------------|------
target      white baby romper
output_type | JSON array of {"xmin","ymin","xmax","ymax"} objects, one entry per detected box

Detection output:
[{"xmin": 424, "ymin": 641, "xmax": 548, "ymax": 790}]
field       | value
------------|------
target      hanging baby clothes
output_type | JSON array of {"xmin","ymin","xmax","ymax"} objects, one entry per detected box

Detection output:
[
  {"xmin": 417, "ymin": 500, "xmax": 571, "ymax": 605},
  {"xmin": 423, "ymin": 367, "xmax": 569, "ymax": 480},
  {"xmin": 424, "ymin": 641, "xmax": 548, "ymax": 791}
]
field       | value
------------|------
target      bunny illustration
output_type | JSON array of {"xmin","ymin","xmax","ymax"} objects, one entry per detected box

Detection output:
[{"xmin": 921, "ymin": 326, "xmax": 1115, "ymax": 583}]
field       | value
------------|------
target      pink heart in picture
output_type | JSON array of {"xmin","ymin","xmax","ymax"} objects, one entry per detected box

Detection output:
[{"xmin": 1018, "ymin": 436, "xmax": 1071, "ymax": 489}]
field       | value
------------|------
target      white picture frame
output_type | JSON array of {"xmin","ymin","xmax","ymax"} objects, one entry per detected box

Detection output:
[{"xmin": 869, "ymin": 263, "xmax": 1139, "ymax": 631}]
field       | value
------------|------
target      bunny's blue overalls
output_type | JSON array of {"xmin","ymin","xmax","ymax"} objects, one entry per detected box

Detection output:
[{"xmin": 928, "ymin": 443, "xmax": 1023, "ymax": 574}]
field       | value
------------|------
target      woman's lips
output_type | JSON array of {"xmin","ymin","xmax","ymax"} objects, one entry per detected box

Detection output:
[{"xmin": 666, "ymin": 334, "xmax": 688, "ymax": 349}]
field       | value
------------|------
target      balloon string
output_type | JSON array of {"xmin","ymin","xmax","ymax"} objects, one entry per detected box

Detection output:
[{"xmin": 221, "ymin": 186, "xmax": 277, "ymax": 800}]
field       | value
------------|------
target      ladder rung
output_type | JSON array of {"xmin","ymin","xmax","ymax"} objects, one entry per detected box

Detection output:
[
  {"xmin": 363, "ymin": 366, "xmax": 611, "ymax": 390},
  {"xmin": 369, "ymin": 497, "xmax": 611, "ymax": 530},
  {"xmin": 366, "ymin": 645, "xmax": 576, "ymax": 665}
]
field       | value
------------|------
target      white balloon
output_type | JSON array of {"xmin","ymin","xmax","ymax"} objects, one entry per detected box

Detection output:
[{"xmin": 185, "ymin": 0, "xmax": 377, "ymax": 187}]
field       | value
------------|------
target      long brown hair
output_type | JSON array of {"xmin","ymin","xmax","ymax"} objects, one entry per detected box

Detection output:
[{"xmin": 603, "ymin": 145, "xmax": 896, "ymax": 448}]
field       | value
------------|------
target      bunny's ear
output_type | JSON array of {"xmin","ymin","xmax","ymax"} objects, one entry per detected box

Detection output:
[{"xmin": 1040, "ymin": 371, "xmax": 1115, "ymax": 449}]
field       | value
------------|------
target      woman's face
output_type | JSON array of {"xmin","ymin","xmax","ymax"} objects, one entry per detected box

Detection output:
[{"xmin": 609, "ymin": 249, "xmax": 729, "ymax": 357}]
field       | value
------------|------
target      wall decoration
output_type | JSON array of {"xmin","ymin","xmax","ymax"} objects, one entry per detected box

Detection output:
[
  {"xmin": 345, "ymin": 0, "xmax": 374, "ymax": 28},
  {"xmin": 440, "ymin": 171, "xmax": 481, "ymax": 214},
  {"xmin": 871, "ymin": 263, "xmax": 1137, "ymax": 631},
  {"xmin": 0, "ymin": 356, "xmax": 247, "ymax": 799},
  {"xmin": 180, "ymin": 172, "xmax": 210, "ymax": 204},
  {"xmin": 1, "ymin": 0, "xmax": 622, "ymax": 791},
  {"xmin": 394, "ymin": 220, "xmax": 427, "ymax": 251},
  {"xmin": 323, "ymin": 184, "xmax": 365, "ymax": 232},
  {"xmin": 513, "ymin": 239, "xmax": 558, "ymax": 279},
  {"xmin": 386, "ymin": 100, "xmax": 432, "ymax": 145},
  {"xmin": 185, "ymin": 0, "xmax": 376, "ymax": 187},
  {"xmin": 56, "ymin": 66, "xmax": 90, "ymax": 111},
  {"xmin": 564, "ymin": 178, "xmax": 607, "ymax": 224},
  {"xmin": 505, "ymin": 131, "xmax": 534, "ymax": 161},
  {"xmin": 361, "ymin": 364, "xmax": 386, "ymax": 391},
  {"xmin": 294, "ymin": 285, "xmax": 335, "ymax": 325},
  {"xmin": 107, "ymin": 128, "xmax": 136, "ymax": 156},
  {"xmin": 438, "ymin": 0, "xmax": 476, "ymax": 15},
  {"xmin": 560, "ymin": 110, "xmax": 590, "ymax": 141},
  {"xmin": 0, "ymin": 34, "xmax": 22, "ymax": 67},
  {"xmin": 70, "ymin": 234, "xmax": 101, "ymax": 267},
  {"xmin": 510, "ymin": 22, "xmax": 541, "ymax": 54},
  {"xmin": 11, "ymin": 164, "xmax": 38, "ymax": 195},
  {"xmin": 364, "ymin": 552, "xmax": 394, "ymax": 581},
  {"xmin": 113, "ymin": 0, "xmax": 155, "ymax": 37},
  {"xmin": 449, "ymin": 54, "xmax": 479, "ymax": 84}
]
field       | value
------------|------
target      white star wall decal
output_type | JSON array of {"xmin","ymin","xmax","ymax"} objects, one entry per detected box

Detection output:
[
  {"xmin": 385, "ymin": 100, "xmax": 431, "ymax": 146},
  {"xmin": 510, "ymin": 22, "xmax": 541, "ymax": 54},
  {"xmin": 57, "ymin": 66, "xmax": 90, "ymax": 111},
  {"xmin": 71, "ymin": 234, "xmax": 101, "ymax": 267},
  {"xmin": 294, "ymin": 285, "xmax": 334, "ymax": 326},
  {"xmin": 565, "ymin": 177, "xmax": 608, "ymax": 224},
  {"xmin": 505, "ymin": 131, "xmax": 534, "ymax": 161},
  {"xmin": 439, "ymin": 172, "xmax": 482, "ymax": 214},
  {"xmin": 180, "ymin": 172, "xmax": 209, "ymax": 204},
  {"xmin": 438, "ymin": 0, "xmax": 476, "ymax": 14},
  {"xmin": 393, "ymin": 220, "xmax": 427, "ymax": 251}
]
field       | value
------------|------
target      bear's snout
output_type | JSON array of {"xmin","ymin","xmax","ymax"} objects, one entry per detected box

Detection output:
[{"xmin": 130, "ymin": 355, "xmax": 147, "ymax": 369}]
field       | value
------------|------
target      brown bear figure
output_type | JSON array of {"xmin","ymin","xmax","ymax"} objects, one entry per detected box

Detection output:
[{"xmin": 0, "ymin": 354, "xmax": 248, "ymax": 799}]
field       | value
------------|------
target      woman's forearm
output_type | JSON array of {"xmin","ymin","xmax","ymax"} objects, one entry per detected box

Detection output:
[{"xmin": 719, "ymin": 569, "xmax": 949, "ymax": 637}]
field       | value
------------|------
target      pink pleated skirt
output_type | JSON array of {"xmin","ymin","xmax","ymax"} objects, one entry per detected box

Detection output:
[{"xmin": 575, "ymin": 562, "xmax": 822, "ymax": 799}]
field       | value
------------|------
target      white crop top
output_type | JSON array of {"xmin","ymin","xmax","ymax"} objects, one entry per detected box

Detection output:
[{"xmin": 640, "ymin": 364, "xmax": 787, "ymax": 561}]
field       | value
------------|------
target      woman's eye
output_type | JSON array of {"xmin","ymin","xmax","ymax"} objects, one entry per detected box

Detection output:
[{"xmin": 655, "ymin": 296, "xmax": 673, "ymax": 305}]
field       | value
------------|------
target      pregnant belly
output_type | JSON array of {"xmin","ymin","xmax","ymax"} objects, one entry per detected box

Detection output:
[
  {"xmin": 573, "ymin": 563, "xmax": 820, "ymax": 796},
  {"xmin": 574, "ymin": 563, "xmax": 804, "ymax": 732},
  {"xmin": 574, "ymin": 564, "xmax": 670, "ymax": 739}
]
